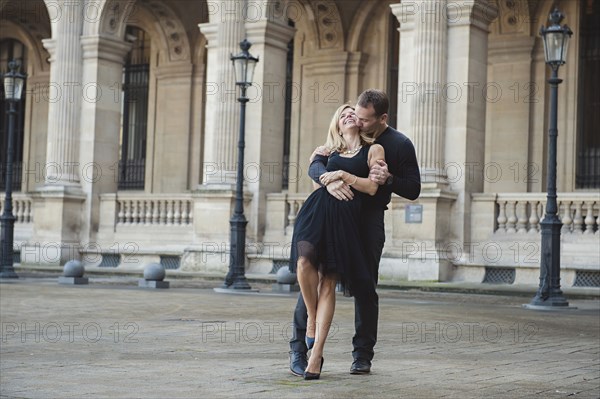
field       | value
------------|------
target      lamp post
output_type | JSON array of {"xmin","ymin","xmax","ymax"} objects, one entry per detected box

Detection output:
[
  {"xmin": 222, "ymin": 39, "xmax": 259, "ymax": 289},
  {"xmin": 526, "ymin": 9, "xmax": 573, "ymax": 308},
  {"xmin": 1, "ymin": 60, "xmax": 25, "ymax": 279}
]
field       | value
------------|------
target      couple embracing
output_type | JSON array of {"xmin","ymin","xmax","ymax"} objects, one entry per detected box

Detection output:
[{"xmin": 288, "ymin": 89, "xmax": 421, "ymax": 380}]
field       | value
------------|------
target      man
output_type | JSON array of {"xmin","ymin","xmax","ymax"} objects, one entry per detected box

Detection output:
[{"xmin": 289, "ymin": 89, "xmax": 421, "ymax": 375}]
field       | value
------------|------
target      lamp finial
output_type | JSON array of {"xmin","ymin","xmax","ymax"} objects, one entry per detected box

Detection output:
[{"xmin": 549, "ymin": 8, "xmax": 565, "ymax": 26}]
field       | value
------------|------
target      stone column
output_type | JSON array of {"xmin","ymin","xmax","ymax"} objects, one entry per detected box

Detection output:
[
  {"xmin": 185, "ymin": 3, "xmax": 253, "ymax": 273},
  {"xmin": 387, "ymin": 1, "xmax": 498, "ymax": 281},
  {"xmin": 185, "ymin": 5, "xmax": 246, "ymax": 272},
  {"xmin": 21, "ymin": 73, "xmax": 50, "ymax": 192},
  {"xmin": 388, "ymin": 1, "xmax": 454, "ymax": 281},
  {"xmin": 411, "ymin": 0, "xmax": 448, "ymax": 184},
  {"xmin": 151, "ymin": 62, "xmax": 194, "ymax": 193},
  {"xmin": 198, "ymin": 8, "xmax": 244, "ymax": 185},
  {"xmin": 245, "ymin": 17, "xmax": 295, "ymax": 243},
  {"xmin": 445, "ymin": 0, "xmax": 498, "ymax": 245},
  {"xmin": 41, "ymin": 0, "xmax": 84, "ymax": 187},
  {"xmin": 23, "ymin": 1, "xmax": 87, "ymax": 267},
  {"xmin": 78, "ymin": 35, "xmax": 131, "ymax": 244},
  {"xmin": 529, "ymin": 47, "xmax": 547, "ymax": 194},
  {"xmin": 391, "ymin": 2, "xmax": 415, "ymax": 136}
]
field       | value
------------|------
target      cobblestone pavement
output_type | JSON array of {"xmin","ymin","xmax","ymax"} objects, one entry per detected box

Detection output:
[{"xmin": 1, "ymin": 277, "xmax": 599, "ymax": 399}]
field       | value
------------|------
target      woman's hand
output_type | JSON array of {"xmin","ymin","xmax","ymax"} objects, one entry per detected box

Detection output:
[
  {"xmin": 319, "ymin": 170, "xmax": 343, "ymax": 186},
  {"xmin": 309, "ymin": 146, "xmax": 331, "ymax": 163}
]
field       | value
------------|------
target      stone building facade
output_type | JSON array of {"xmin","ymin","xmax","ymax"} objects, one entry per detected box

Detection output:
[{"xmin": 0, "ymin": 0, "xmax": 598, "ymax": 286}]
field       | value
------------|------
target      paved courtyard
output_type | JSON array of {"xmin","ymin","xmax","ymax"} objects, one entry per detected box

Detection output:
[{"xmin": 1, "ymin": 276, "xmax": 599, "ymax": 398}]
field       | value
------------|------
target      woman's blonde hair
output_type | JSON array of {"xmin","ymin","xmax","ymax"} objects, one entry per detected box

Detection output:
[{"xmin": 324, "ymin": 103, "xmax": 375, "ymax": 152}]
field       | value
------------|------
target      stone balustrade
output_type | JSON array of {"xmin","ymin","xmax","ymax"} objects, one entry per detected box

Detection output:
[
  {"xmin": 264, "ymin": 192, "xmax": 308, "ymax": 238},
  {"xmin": 494, "ymin": 193, "xmax": 598, "ymax": 235},
  {"xmin": 93, "ymin": 193, "xmax": 195, "ymax": 269},
  {"xmin": 0, "ymin": 194, "xmax": 34, "ymax": 224},
  {"xmin": 467, "ymin": 192, "xmax": 600, "ymax": 285},
  {"xmin": 114, "ymin": 194, "xmax": 193, "ymax": 226},
  {"xmin": 285, "ymin": 195, "xmax": 307, "ymax": 232}
]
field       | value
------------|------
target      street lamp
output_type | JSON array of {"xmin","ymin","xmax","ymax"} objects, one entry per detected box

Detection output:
[
  {"xmin": 526, "ymin": 9, "xmax": 573, "ymax": 309},
  {"xmin": 222, "ymin": 39, "xmax": 259, "ymax": 289},
  {"xmin": 1, "ymin": 60, "xmax": 26, "ymax": 279}
]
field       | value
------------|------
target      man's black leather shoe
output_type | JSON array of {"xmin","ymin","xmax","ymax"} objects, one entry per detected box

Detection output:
[
  {"xmin": 289, "ymin": 351, "xmax": 308, "ymax": 377},
  {"xmin": 350, "ymin": 358, "xmax": 371, "ymax": 374}
]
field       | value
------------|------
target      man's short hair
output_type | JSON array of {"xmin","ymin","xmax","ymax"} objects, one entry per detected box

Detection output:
[{"xmin": 357, "ymin": 89, "xmax": 389, "ymax": 116}]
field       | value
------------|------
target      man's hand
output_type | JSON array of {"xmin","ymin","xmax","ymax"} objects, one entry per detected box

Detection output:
[
  {"xmin": 325, "ymin": 179, "xmax": 354, "ymax": 201},
  {"xmin": 309, "ymin": 146, "xmax": 331, "ymax": 163},
  {"xmin": 369, "ymin": 159, "xmax": 391, "ymax": 185}
]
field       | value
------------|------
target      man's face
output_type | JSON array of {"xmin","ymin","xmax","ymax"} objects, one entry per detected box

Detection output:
[{"xmin": 355, "ymin": 104, "xmax": 386, "ymax": 136}]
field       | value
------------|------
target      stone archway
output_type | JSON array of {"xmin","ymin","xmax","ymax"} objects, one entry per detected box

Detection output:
[
  {"xmin": 490, "ymin": 0, "xmax": 532, "ymax": 36},
  {"xmin": 346, "ymin": 1, "xmax": 397, "ymax": 101},
  {"xmin": 124, "ymin": 1, "xmax": 194, "ymax": 193},
  {"xmin": 90, "ymin": 0, "xmax": 192, "ymax": 64},
  {"xmin": 0, "ymin": 0, "xmax": 51, "ymax": 192},
  {"xmin": 286, "ymin": 0, "xmax": 347, "ymax": 193},
  {"xmin": 0, "ymin": 20, "xmax": 50, "ymax": 75},
  {"xmin": 91, "ymin": 0, "xmax": 137, "ymax": 39},
  {"xmin": 347, "ymin": 0, "xmax": 381, "ymax": 52}
]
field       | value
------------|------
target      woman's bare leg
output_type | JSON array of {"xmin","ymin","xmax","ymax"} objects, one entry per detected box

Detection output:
[
  {"xmin": 296, "ymin": 256, "xmax": 319, "ymax": 341},
  {"xmin": 306, "ymin": 273, "xmax": 337, "ymax": 374}
]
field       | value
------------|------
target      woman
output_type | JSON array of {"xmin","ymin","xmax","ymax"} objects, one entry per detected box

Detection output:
[{"xmin": 289, "ymin": 104, "xmax": 385, "ymax": 379}]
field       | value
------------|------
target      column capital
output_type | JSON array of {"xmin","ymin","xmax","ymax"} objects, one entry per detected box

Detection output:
[
  {"xmin": 304, "ymin": 51, "xmax": 350, "ymax": 77},
  {"xmin": 81, "ymin": 35, "xmax": 132, "ymax": 63},
  {"xmin": 390, "ymin": 3, "xmax": 416, "ymax": 32},
  {"xmin": 198, "ymin": 22, "xmax": 219, "ymax": 48},
  {"xmin": 346, "ymin": 51, "xmax": 367, "ymax": 76},
  {"xmin": 245, "ymin": 19, "xmax": 296, "ymax": 53},
  {"xmin": 488, "ymin": 35, "xmax": 535, "ymax": 63},
  {"xmin": 154, "ymin": 61, "xmax": 193, "ymax": 80},
  {"xmin": 41, "ymin": 38, "xmax": 56, "ymax": 61},
  {"xmin": 447, "ymin": 0, "xmax": 499, "ymax": 32}
]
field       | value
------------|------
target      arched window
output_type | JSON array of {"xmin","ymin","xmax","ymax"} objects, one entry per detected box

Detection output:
[
  {"xmin": 576, "ymin": 0, "xmax": 600, "ymax": 189},
  {"xmin": 0, "ymin": 39, "xmax": 26, "ymax": 192},
  {"xmin": 118, "ymin": 26, "xmax": 150, "ymax": 190}
]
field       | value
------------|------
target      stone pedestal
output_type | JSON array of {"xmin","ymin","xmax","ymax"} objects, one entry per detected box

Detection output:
[
  {"xmin": 58, "ymin": 260, "xmax": 88, "ymax": 285},
  {"xmin": 138, "ymin": 280, "xmax": 170, "ymax": 289},
  {"xmin": 180, "ymin": 187, "xmax": 254, "ymax": 273},
  {"xmin": 22, "ymin": 187, "xmax": 85, "ymax": 266},
  {"xmin": 271, "ymin": 266, "xmax": 299, "ymax": 293},
  {"xmin": 383, "ymin": 186, "xmax": 458, "ymax": 281},
  {"xmin": 138, "ymin": 263, "xmax": 169, "ymax": 289},
  {"xmin": 271, "ymin": 283, "xmax": 300, "ymax": 293},
  {"xmin": 59, "ymin": 276, "xmax": 89, "ymax": 285}
]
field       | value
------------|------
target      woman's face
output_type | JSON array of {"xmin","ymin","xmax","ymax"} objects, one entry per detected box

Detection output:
[{"xmin": 338, "ymin": 107, "xmax": 357, "ymax": 133}]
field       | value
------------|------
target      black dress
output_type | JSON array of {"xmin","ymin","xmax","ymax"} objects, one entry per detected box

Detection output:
[{"xmin": 289, "ymin": 146, "xmax": 371, "ymax": 296}]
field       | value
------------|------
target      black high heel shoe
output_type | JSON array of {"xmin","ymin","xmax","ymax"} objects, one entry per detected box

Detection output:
[
  {"xmin": 303, "ymin": 357, "xmax": 324, "ymax": 380},
  {"xmin": 305, "ymin": 336, "xmax": 315, "ymax": 350}
]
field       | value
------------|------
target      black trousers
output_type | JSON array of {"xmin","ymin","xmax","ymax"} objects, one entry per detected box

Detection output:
[{"xmin": 290, "ymin": 208, "xmax": 385, "ymax": 361}]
